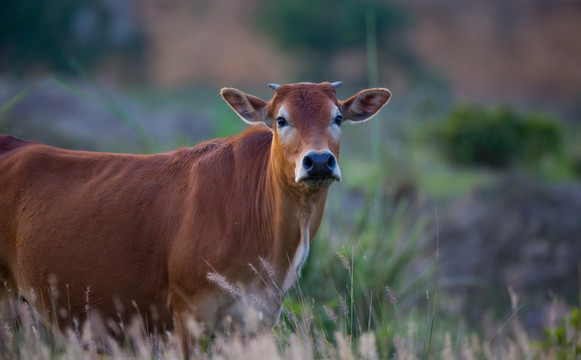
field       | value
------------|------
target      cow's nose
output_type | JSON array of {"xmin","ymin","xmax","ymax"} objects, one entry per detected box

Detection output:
[{"xmin": 302, "ymin": 151, "xmax": 337, "ymax": 178}]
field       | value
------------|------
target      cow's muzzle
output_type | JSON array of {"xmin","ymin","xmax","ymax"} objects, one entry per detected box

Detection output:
[{"xmin": 295, "ymin": 150, "xmax": 342, "ymax": 188}]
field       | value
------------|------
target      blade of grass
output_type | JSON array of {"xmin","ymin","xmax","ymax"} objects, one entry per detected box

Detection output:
[
  {"xmin": 366, "ymin": 8, "xmax": 382, "ymax": 178},
  {"xmin": 350, "ymin": 246, "xmax": 355, "ymax": 346},
  {"xmin": 52, "ymin": 77, "xmax": 109, "ymax": 111},
  {"xmin": 476, "ymin": 303, "xmax": 524, "ymax": 359},
  {"xmin": 367, "ymin": 291, "xmax": 373, "ymax": 333},
  {"xmin": 0, "ymin": 87, "xmax": 31, "ymax": 121},
  {"xmin": 67, "ymin": 58, "xmax": 154, "ymax": 152},
  {"xmin": 423, "ymin": 207, "xmax": 440, "ymax": 360}
]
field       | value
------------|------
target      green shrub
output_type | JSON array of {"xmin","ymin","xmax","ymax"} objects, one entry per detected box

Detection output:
[
  {"xmin": 256, "ymin": 0, "xmax": 410, "ymax": 78},
  {"xmin": 520, "ymin": 113, "xmax": 561, "ymax": 162},
  {"xmin": 0, "ymin": 1, "xmax": 142, "ymax": 73},
  {"xmin": 540, "ymin": 307, "xmax": 581, "ymax": 359},
  {"xmin": 439, "ymin": 105, "xmax": 562, "ymax": 168}
]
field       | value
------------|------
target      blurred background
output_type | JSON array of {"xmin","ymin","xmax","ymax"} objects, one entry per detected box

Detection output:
[{"xmin": 1, "ymin": 0, "xmax": 580, "ymax": 345}]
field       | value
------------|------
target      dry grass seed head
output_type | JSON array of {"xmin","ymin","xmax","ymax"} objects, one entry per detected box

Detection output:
[
  {"xmin": 250, "ymin": 293, "xmax": 268, "ymax": 311},
  {"xmin": 334, "ymin": 332, "xmax": 354, "ymax": 360},
  {"xmin": 441, "ymin": 332, "xmax": 453, "ymax": 360},
  {"xmin": 385, "ymin": 286, "xmax": 398, "ymax": 306},
  {"xmin": 323, "ymin": 305, "xmax": 337, "ymax": 324},
  {"xmin": 248, "ymin": 263, "xmax": 259, "ymax": 276},
  {"xmin": 259, "ymin": 256, "xmax": 276, "ymax": 279},
  {"xmin": 337, "ymin": 294, "xmax": 349, "ymax": 316},
  {"xmin": 358, "ymin": 332, "xmax": 378, "ymax": 360},
  {"xmin": 286, "ymin": 333, "xmax": 313, "ymax": 360},
  {"xmin": 336, "ymin": 251, "xmax": 351, "ymax": 272},
  {"xmin": 461, "ymin": 342, "xmax": 477, "ymax": 360},
  {"xmin": 207, "ymin": 272, "xmax": 241, "ymax": 298},
  {"xmin": 394, "ymin": 335, "xmax": 416, "ymax": 360}
]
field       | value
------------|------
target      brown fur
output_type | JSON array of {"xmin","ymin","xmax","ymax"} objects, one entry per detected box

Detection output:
[{"xmin": 0, "ymin": 82, "xmax": 390, "ymax": 355}]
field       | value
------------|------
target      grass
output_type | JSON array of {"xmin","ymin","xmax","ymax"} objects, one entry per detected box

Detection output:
[
  {"xmin": 0, "ymin": 195, "xmax": 578, "ymax": 359},
  {"xmin": 0, "ymin": 281, "xmax": 577, "ymax": 359}
]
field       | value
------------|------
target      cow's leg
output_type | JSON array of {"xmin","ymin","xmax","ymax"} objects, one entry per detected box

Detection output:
[
  {"xmin": 170, "ymin": 289, "xmax": 219, "ymax": 359},
  {"xmin": 173, "ymin": 310, "xmax": 216, "ymax": 358},
  {"xmin": 173, "ymin": 313, "xmax": 192, "ymax": 359}
]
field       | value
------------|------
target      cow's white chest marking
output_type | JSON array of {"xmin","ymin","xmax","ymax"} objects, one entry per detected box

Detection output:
[{"xmin": 281, "ymin": 225, "xmax": 310, "ymax": 293}]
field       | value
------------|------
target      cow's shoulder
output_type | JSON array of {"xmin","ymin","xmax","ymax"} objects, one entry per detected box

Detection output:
[{"xmin": 179, "ymin": 126, "xmax": 272, "ymax": 162}]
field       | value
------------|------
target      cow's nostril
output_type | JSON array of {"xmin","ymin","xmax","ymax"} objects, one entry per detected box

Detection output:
[
  {"xmin": 327, "ymin": 155, "xmax": 336, "ymax": 169},
  {"xmin": 303, "ymin": 155, "xmax": 314, "ymax": 170}
]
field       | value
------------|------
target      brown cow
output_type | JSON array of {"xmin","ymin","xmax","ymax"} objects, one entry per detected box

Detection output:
[{"xmin": 0, "ymin": 82, "xmax": 390, "ymax": 353}]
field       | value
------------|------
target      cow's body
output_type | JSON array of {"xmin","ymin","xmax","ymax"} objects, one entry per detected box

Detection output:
[
  {"xmin": 0, "ymin": 82, "xmax": 390, "ymax": 353},
  {"xmin": 0, "ymin": 129, "xmax": 291, "ymax": 330}
]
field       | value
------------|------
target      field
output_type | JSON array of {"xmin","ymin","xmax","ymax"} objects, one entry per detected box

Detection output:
[
  {"xmin": 1, "ymin": 79, "xmax": 580, "ymax": 359},
  {"xmin": 1, "ymin": 1, "xmax": 580, "ymax": 358},
  {"xmin": 0, "ymin": 199, "xmax": 578, "ymax": 359}
]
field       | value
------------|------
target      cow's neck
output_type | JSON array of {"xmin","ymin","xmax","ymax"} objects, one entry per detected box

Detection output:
[{"xmin": 265, "ymin": 157, "xmax": 328, "ymax": 294}]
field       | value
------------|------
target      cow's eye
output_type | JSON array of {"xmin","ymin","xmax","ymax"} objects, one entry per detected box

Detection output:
[
  {"xmin": 277, "ymin": 116, "xmax": 289, "ymax": 128},
  {"xmin": 333, "ymin": 114, "xmax": 343, "ymax": 126}
]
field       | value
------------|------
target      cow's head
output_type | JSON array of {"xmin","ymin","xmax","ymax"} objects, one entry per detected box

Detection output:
[{"xmin": 221, "ymin": 82, "xmax": 391, "ymax": 191}]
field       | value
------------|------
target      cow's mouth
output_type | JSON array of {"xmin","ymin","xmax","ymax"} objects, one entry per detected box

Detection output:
[
  {"xmin": 301, "ymin": 175, "xmax": 340, "ymax": 189},
  {"xmin": 295, "ymin": 150, "xmax": 342, "ymax": 189}
]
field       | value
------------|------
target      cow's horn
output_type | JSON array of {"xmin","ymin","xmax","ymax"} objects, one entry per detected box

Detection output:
[
  {"xmin": 331, "ymin": 81, "xmax": 343, "ymax": 88},
  {"xmin": 268, "ymin": 83, "xmax": 280, "ymax": 91}
]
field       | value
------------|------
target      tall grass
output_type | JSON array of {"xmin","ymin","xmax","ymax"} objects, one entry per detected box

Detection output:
[
  {"xmin": 1, "ymin": 189, "xmax": 577, "ymax": 359},
  {"xmin": 0, "ymin": 266, "xmax": 577, "ymax": 359}
]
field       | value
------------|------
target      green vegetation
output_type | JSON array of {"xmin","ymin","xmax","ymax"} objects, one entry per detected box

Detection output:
[
  {"xmin": 0, "ymin": 1, "xmax": 142, "ymax": 73},
  {"xmin": 289, "ymin": 201, "xmax": 431, "ymax": 355},
  {"xmin": 438, "ymin": 105, "xmax": 562, "ymax": 168},
  {"xmin": 258, "ymin": 0, "xmax": 407, "ymax": 54},
  {"xmin": 257, "ymin": 0, "xmax": 410, "ymax": 79},
  {"xmin": 540, "ymin": 307, "xmax": 581, "ymax": 359}
]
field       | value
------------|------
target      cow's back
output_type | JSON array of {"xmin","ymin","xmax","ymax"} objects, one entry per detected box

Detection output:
[{"xmin": 0, "ymin": 136, "xmax": 201, "ymax": 329}]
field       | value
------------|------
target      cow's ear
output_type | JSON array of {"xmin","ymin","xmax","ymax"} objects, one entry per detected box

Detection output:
[
  {"xmin": 341, "ymin": 88, "xmax": 391, "ymax": 123},
  {"xmin": 221, "ymin": 88, "xmax": 269, "ymax": 126}
]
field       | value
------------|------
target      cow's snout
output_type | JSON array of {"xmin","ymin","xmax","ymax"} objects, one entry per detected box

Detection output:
[
  {"xmin": 303, "ymin": 152, "xmax": 335, "ymax": 177},
  {"xmin": 296, "ymin": 150, "xmax": 342, "ymax": 188}
]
